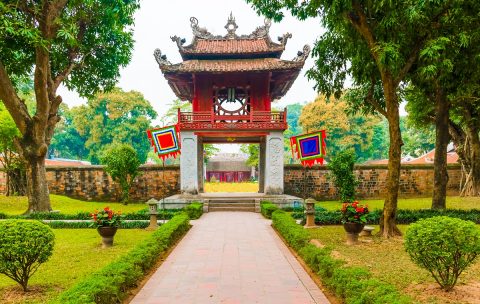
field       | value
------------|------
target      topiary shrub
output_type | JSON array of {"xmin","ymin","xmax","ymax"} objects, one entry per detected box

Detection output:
[
  {"xmin": 405, "ymin": 216, "xmax": 480, "ymax": 291},
  {"xmin": 327, "ymin": 150, "xmax": 358, "ymax": 202},
  {"xmin": 101, "ymin": 144, "xmax": 141, "ymax": 204},
  {"xmin": 0, "ymin": 220, "xmax": 55, "ymax": 291}
]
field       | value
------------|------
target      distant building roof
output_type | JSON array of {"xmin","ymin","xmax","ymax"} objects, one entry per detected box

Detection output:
[
  {"xmin": 404, "ymin": 149, "xmax": 458, "ymax": 165},
  {"xmin": 363, "ymin": 159, "xmax": 389, "ymax": 165},
  {"xmin": 363, "ymin": 143, "xmax": 459, "ymax": 165},
  {"xmin": 206, "ymin": 153, "xmax": 251, "ymax": 172},
  {"xmin": 45, "ymin": 158, "xmax": 91, "ymax": 166}
]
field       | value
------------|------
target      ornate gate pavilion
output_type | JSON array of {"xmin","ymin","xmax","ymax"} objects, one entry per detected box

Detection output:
[{"xmin": 154, "ymin": 14, "xmax": 309, "ymax": 196}]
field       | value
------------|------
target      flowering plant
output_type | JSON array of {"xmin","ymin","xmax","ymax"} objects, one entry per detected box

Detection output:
[
  {"xmin": 341, "ymin": 201, "xmax": 369, "ymax": 224},
  {"xmin": 90, "ymin": 207, "xmax": 123, "ymax": 228}
]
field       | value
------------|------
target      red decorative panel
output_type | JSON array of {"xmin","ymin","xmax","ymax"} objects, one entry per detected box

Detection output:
[{"xmin": 178, "ymin": 110, "xmax": 287, "ymax": 130}]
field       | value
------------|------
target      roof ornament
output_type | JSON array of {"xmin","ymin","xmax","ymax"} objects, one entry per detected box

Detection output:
[
  {"xmin": 190, "ymin": 17, "xmax": 214, "ymax": 39},
  {"xmin": 293, "ymin": 45, "xmax": 311, "ymax": 62},
  {"xmin": 278, "ymin": 33, "xmax": 292, "ymax": 47},
  {"xmin": 248, "ymin": 18, "xmax": 271, "ymax": 39},
  {"xmin": 171, "ymin": 35, "xmax": 186, "ymax": 50},
  {"xmin": 225, "ymin": 12, "xmax": 238, "ymax": 39},
  {"xmin": 153, "ymin": 49, "xmax": 171, "ymax": 67}
]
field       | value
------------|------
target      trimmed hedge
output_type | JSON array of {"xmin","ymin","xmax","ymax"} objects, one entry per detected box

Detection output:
[
  {"xmin": 44, "ymin": 221, "xmax": 150, "ymax": 229},
  {"xmin": 260, "ymin": 202, "xmax": 279, "ymax": 219},
  {"xmin": 313, "ymin": 208, "xmax": 480, "ymax": 225},
  {"xmin": 272, "ymin": 210, "xmax": 411, "ymax": 304},
  {"xmin": 0, "ymin": 209, "xmax": 181, "ymax": 221},
  {"xmin": 183, "ymin": 202, "xmax": 203, "ymax": 219},
  {"xmin": 53, "ymin": 213, "xmax": 190, "ymax": 304}
]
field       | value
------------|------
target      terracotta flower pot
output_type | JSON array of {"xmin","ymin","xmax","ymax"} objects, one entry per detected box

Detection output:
[
  {"xmin": 97, "ymin": 226, "xmax": 118, "ymax": 248},
  {"xmin": 343, "ymin": 222, "xmax": 364, "ymax": 245}
]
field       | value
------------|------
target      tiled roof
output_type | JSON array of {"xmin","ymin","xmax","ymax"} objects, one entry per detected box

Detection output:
[
  {"xmin": 182, "ymin": 38, "xmax": 284, "ymax": 55},
  {"xmin": 404, "ymin": 150, "xmax": 459, "ymax": 165},
  {"xmin": 161, "ymin": 58, "xmax": 304, "ymax": 73},
  {"xmin": 45, "ymin": 159, "xmax": 91, "ymax": 166}
]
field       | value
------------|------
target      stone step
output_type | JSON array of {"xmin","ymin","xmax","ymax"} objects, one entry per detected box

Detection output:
[
  {"xmin": 208, "ymin": 206, "xmax": 256, "ymax": 212},
  {"xmin": 208, "ymin": 202, "xmax": 255, "ymax": 208},
  {"xmin": 206, "ymin": 198, "xmax": 258, "ymax": 202}
]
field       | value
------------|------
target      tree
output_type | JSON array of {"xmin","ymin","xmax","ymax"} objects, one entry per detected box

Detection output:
[
  {"xmin": 247, "ymin": 0, "xmax": 475, "ymax": 237},
  {"xmin": 299, "ymin": 95, "xmax": 380, "ymax": 162},
  {"xmin": 203, "ymin": 144, "xmax": 220, "ymax": 164},
  {"xmin": 101, "ymin": 144, "xmax": 141, "ymax": 204},
  {"xmin": 405, "ymin": 19, "xmax": 480, "ymax": 201},
  {"xmin": 73, "ymin": 88, "xmax": 157, "ymax": 164},
  {"xmin": 48, "ymin": 104, "xmax": 88, "ymax": 160},
  {"xmin": 0, "ymin": 0, "xmax": 140, "ymax": 212},
  {"xmin": 161, "ymin": 99, "xmax": 191, "ymax": 126},
  {"xmin": 0, "ymin": 103, "xmax": 26, "ymax": 195},
  {"xmin": 240, "ymin": 144, "xmax": 260, "ymax": 167}
]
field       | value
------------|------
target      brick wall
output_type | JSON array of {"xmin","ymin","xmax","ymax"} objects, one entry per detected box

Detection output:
[
  {"xmin": 0, "ymin": 164, "xmax": 462, "ymax": 201},
  {"xmin": 284, "ymin": 164, "xmax": 462, "ymax": 200},
  {"xmin": 19, "ymin": 165, "xmax": 179, "ymax": 202}
]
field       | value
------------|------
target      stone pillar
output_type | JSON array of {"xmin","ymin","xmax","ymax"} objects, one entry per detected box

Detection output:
[
  {"xmin": 197, "ymin": 136, "xmax": 204, "ymax": 193},
  {"xmin": 264, "ymin": 131, "xmax": 284, "ymax": 194},
  {"xmin": 259, "ymin": 139, "xmax": 266, "ymax": 193},
  {"xmin": 180, "ymin": 131, "xmax": 198, "ymax": 194}
]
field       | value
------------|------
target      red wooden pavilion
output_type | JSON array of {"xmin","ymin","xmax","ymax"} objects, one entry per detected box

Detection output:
[{"xmin": 154, "ymin": 14, "xmax": 309, "ymax": 194}]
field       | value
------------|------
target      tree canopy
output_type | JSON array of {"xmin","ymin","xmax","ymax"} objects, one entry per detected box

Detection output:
[
  {"xmin": 73, "ymin": 88, "xmax": 157, "ymax": 164},
  {"xmin": 247, "ymin": 0, "xmax": 480, "ymax": 237},
  {"xmin": 299, "ymin": 95, "xmax": 381, "ymax": 162},
  {"xmin": 0, "ymin": 0, "xmax": 140, "ymax": 212}
]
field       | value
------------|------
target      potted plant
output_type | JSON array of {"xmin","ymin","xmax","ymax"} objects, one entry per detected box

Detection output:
[
  {"xmin": 341, "ymin": 201, "xmax": 369, "ymax": 244},
  {"xmin": 90, "ymin": 207, "xmax": 123, "ymax": 248}
]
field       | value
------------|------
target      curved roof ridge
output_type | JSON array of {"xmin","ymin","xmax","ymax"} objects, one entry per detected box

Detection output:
[{"xmin": 169, "ymin": 15, "xmax": 292, "ymax": 58}]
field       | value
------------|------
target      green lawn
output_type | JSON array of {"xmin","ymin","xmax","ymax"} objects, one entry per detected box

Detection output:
[
  {"xmin": 317, "ymin": 196, "xmax": 480, "ymax": 211},
  {"xmin": 0, "ymin": 228, "xmax": 153, "ymax": 303},
  {"xmin": 0, "ymin": 194, "xmax": 147, "ymax": 215},
  {"xmin": 309, "ymin": 225, "xmax": 480, "ymax": 303}
]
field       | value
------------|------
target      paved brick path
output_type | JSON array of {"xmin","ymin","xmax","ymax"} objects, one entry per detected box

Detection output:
[{"xmin": 131, "ymin": 212, "xmax": 330, "ymax": 304}]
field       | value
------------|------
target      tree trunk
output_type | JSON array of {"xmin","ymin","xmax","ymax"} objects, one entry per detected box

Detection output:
[
  {"xmin": 25, "ymin": 156, "xmax": 51, "ymax": 213},
  {"xmin": 465, "ymin": 124, "xmax": 480, "ymax": 196},
  {"xmin": 432, "ymin": 86, "xmax": 449, "ymax": 209},
  {"xmin": 379, "ymin": 78, "xmax": 402, "ymax": 237}
]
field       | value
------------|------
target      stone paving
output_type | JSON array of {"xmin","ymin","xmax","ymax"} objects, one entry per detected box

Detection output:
[{"xmin": 131, "ymin": 212, "xmax": 330, "ymax": 304}]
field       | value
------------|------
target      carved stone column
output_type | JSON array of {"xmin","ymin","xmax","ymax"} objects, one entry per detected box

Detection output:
[
  {"xmin": 264, "ymin": 131, "xmax": 284, "ymax": 194},
  {"xmin": 259, "ymin": 139, "xmax": 266, "ymax": 193},
  {"xmin": 180, "ymin": 131, "xmax": 198, "ymax": 194},
  {"xmin": 197, "ymin": 136, "xmax": 204, "ymax": 193}
]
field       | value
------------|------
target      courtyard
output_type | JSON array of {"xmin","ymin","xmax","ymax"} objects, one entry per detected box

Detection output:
[{"xmin": 1, "ymin": 0, "xmax": 480, "ymax": 303}]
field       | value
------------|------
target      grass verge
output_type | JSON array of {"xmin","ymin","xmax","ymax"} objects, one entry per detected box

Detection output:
[
  {"xmin": 0, "ymin": 195, "xmax": 147, "ymax": 215},
  {"xmin": 52, "ymin": 213, "xmax": 190, "ymax": 304},
  {"xmin": 0, "ymin": 229, "xmax": 153, "ymax": 303},
  {"xmin": 271, "ymin": 210, "xmax": 411, "ymax": 304},
  {"xmin": 308, "ymin": 225, "xmax": 480, "ymax": 303},
  {"xmin": 317, "ymin": 196, "xmax": 480, "ymax": 211}
]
